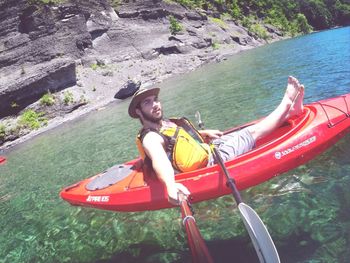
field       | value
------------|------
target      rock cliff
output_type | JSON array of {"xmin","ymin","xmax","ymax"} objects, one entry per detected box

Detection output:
[{"xmin": 0, "ymin": 0, "xmax": 283, "ymax": 148}]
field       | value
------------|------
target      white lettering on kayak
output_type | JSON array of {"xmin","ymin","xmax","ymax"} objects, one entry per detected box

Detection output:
[
  {"xmin": 274, "ymin": 136, "xmax": 316, "ymax": 160},
  {"xmin": 86, "ymin": 195, "xmax": 110, "ymax": 202}
]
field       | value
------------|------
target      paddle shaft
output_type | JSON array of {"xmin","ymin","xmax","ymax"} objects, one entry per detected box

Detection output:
[
  {"xmin": 212, "ymin": 147, "xmax": 243, "ymax": 204},
  {"xmin": 179, "ymin": 198, "xmax": 214, "ymax": 263},
  {"xmin": 198, "ymin": 116, "xmax": 243, "ymax": 203},
  {"xmin": 196, "ymin": 112, "xmax": 280, "ymax": 263}
]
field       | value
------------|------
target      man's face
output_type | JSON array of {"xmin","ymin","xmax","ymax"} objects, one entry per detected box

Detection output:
[{"xmin": 138, "ymin": 95, "xmax": 163, "ymax": 123}]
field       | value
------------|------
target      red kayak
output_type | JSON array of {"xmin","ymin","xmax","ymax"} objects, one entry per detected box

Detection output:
[
  {"xmin": 0, "ymin": 156, "xmax": 6, "ymax": 165},
  {"xmin": 60, "ymin": 93, "xmax": 350, "ymax": 212}
]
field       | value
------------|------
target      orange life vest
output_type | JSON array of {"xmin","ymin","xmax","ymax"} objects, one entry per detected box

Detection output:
[{"xmin": 136, "ymin": 118, "xmax": 210, "ymax": 172}]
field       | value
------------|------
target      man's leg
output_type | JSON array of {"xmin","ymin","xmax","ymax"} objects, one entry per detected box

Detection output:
[{"xmin": 248, "ymin": 76, "xmax": 304, "ymax": 141}]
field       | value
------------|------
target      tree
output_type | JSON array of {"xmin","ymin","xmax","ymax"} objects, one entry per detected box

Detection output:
[
  {"xmin": 298, "ymin": 0, "xmax": 333, "ymax": 29},
  {"xmin": 295, "ymin": 13, "xmax": 313, "ymax": 33}
]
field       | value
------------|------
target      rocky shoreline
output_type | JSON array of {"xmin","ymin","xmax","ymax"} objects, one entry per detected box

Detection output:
[{"xmin": 0, "ymin": 0, "xmax": 285, "ymax": 151}]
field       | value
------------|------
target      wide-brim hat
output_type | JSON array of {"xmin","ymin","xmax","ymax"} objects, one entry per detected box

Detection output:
[{"xmin": 128, "ymin": 87, "xmax": 160, "ymax": 118}]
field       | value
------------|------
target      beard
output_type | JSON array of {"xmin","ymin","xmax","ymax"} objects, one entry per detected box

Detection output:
[{"xmin": 140, "ymin": 108, "xmax": 163, "ymax": 123}]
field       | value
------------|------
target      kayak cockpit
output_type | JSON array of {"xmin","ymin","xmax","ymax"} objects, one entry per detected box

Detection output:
[{"xmin": 255, "ymin": 107, "xmax": 312, "ymax": 148}]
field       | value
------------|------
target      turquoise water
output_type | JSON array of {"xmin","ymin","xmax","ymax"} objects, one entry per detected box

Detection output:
[{"xmin": 1, "ymin": 26, "xmax": 350, "ymax": 263}]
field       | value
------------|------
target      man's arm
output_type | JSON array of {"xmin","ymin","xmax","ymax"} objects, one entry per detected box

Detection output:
[{"xmin": 142, "ymin": 131, "xmax": 189, "ymax": 204}]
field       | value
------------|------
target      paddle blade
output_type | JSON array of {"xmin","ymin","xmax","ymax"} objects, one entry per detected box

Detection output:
[
  {"xmin": 195, "ymin": 111, "xmax": 204, "ymax": 129},
  {"xmin": 238, "ymin": 203, "xmax": 280, "ymax": 263}
]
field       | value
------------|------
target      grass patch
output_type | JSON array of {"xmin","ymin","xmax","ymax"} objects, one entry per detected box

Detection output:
[
  {"xmin": 209, "ymin": 17, "xmax": 228, "ymax": 29},
  {"xmin": 212, "ymin": 41, "xmax": 220, "ymax": 50},
  {"xmin": 90, "ymin": 63, "xmax": 98, "ymax": 71},
  {"xmin": 90, "ymin": 63, "xmax": 107, "ymax": 71}
]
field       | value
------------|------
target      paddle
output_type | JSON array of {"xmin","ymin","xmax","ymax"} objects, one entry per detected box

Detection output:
[
  {"xmin": 195, "ymin": 111, "xmax": 280, "ymax": 263},
  {"xmin": 179, "ymin": 194, "xmax": 214, "ymax": 263}
]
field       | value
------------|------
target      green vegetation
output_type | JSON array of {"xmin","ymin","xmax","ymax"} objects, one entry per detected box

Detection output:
[
  {"xmin": 294, "ymin": 13, "xmax": 313, "ymax": 35},
  {"xmin": 63, "ymin": 91, "xmax": 74, "ymax": 105},
  {"xmin": 169, "ymin": 15, "xmax": 183, "ymax": 35},
  {"xmin": 0, "ymin": 124, "xmax": 5, "ymax": 141},
  {"xmin": 172, "ymin": 0, "xmax": 350, "ymax": 35},
  {"xmin": 18, "ymin": 110, "xmax": 47, "ymax": 130},
  {"xmin": 109, "ymin": 0, "xmax": 122, "ymax": 9},
  {"xmin": 209, "ymin": 17, "xmax": 228, "ymax": 29},
  {"xmin": 212, "ymin": 41, "xmax": 220, "ymax": 50},
  {"xmin": 249, "ymin": 23, "xmax": 269, "ymax": 40},
  {"xmin": 90, "ymin": 63, "xmax": 99, "ymax": 71},
  {"xmin": 40, "ymin": 91, "xmax": 55, "ymax": 106},
  {"xmin": 90, "ymin": 63, "xmax": 107, "ymax": 71},
  {"xmin": 27, "ymin": 0, "xmax": 66, "ymax": 5}
]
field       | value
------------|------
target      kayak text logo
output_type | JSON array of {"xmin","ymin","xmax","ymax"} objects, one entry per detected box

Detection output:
[
  {"xmin": 274, "ymin": 136, "xmax": 316, "ymax": 160},
  {"xmin": 86, "ymin": 195, "xmax": 110, "ymax": 202}
]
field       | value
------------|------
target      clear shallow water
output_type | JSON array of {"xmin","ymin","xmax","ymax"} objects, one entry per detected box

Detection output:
[{"xmin": 1, "ymin": 26, "xmax": 350, "ymax": 263}]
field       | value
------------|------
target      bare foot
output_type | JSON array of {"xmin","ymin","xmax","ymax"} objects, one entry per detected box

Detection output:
[
  {"xmin": 289, "ymin": 84, "xmax": 304, "ymax": 117},
  {"xmin": 283, "ymin": 76, "xmax": 302, "ymax": 107}
]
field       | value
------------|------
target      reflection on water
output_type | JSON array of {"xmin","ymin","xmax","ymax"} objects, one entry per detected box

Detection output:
[{"xmin": 0, "ymin": 27, "xmax": 350, "ymax": 263}]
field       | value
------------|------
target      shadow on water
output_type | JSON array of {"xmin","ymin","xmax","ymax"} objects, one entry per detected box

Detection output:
[
  {"xmin": 95, "ymin": 243, "xmax": 190, "ymax": 263},
  {"xmin": 96, "ymin": 231, "xmax": 319, "ymax": 263}
]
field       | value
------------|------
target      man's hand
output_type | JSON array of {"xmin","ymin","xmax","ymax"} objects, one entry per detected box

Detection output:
[
  {"xmin": 167, "ymin": 182, "xmax": 190, "ymax": 205},
  {"xmin": 199, "ymin": 129, "xmax": 223, "ymax": 141}
]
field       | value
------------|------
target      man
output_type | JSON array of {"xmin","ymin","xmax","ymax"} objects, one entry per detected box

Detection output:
[{"xmin": 128, "ymin": 76, "xmax": 305, "ymax": 204}]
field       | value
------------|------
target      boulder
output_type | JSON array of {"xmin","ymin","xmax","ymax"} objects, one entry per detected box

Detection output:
[{"xmin": 114, "ymin": 80, "xmax": 141, "ymax": 100}]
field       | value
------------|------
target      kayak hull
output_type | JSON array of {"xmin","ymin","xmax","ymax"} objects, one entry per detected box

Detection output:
[
  {"xmin": 0, "ymin": 156, "xmax": 6, "ymax": 165},
  {"xmin": 60, "ymin": 93, "xmax": 350, "ymax": 212}
]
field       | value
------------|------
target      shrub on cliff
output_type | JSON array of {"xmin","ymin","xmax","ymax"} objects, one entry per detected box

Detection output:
[
  {"xmin": 19, "ymin": 110, "xmax": 47, "ymax": 130},
  {"xmin": 249, "ymin": 23, "xmax": 269, "ymax": 40},
  {"xmin": 0, "ymin": 124, "xmax": 5, "ymax": 141},
  {"xmin": 295, "ymin": 13, "xmax": 313, "ymax": 34},
  {"xmin": 169, "ymin": 15, "xmax": 183, "ymax": 35},
  {"xmin": 40, "ymin": 92, "xmax": 55, "ymax": 106},
  {"xmin": 63, "ymin": 91, "xmax": 74, "ymax": 105}
]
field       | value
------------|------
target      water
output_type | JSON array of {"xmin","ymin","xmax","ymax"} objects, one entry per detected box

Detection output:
[{"xmin": 1, "ymin": 27, "xmax": 350, "ymax": 263}]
